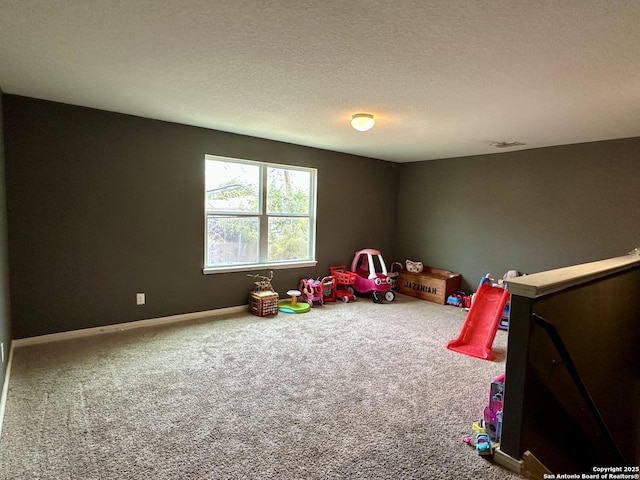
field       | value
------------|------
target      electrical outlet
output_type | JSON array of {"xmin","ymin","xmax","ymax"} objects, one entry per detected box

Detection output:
[{"xmin": 136, "ymin": 293, "xmax": 145, "ymax": 305}]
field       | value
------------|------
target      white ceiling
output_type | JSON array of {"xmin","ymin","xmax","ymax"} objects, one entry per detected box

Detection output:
[{"xmin": 1, "ymin": 1, "xmax": 639, "ymax": 163}]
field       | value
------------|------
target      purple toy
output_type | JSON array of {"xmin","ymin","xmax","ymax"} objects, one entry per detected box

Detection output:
[{"xmin": 483, "ymin": 373, "xmax": 505, "ymax": 441}]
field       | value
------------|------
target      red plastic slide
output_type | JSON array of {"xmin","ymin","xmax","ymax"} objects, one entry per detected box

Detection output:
[{"xmin": 446, "ymin": 281, "xmax": 510, "ymax": 361}]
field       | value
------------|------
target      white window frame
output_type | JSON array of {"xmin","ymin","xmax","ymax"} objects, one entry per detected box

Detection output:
[{"xmin": 203, "ymin": 155, "xmax": 318, "ymax": 274}]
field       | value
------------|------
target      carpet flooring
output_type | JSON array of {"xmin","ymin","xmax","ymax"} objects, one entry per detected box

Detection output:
[{"xmin": 0, "ymin": 293, "xmax": 523, "ymax": 479}]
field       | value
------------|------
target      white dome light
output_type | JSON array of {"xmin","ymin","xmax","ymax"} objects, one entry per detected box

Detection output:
[{"xmin": 351, "ymin": 113, "xmax": 375, "ymax": 131}]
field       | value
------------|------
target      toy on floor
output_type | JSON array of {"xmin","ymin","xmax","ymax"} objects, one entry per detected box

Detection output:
[
  {"xmin": 330, "ymin": 266, "xmax": 357, "ymax": 303},
  {"xmin": 483, "ymin": 373, "xmax": 504, "ymax": 441},
  {"xmin": 447, "ymin": 290, "xmax": 472, "ymax": 308},
  {"xmin": 405, "ymin": 259, "xmax": 423, "ymax": 272},
  {"xmin": 249, "ymin": 270, "xmax": 275, "ymax": 292},
  {"xmin": 497, "ymin": 269, "xmax": 522, "ymax": 286},
  {"xmin": 462, "ymin": 294, "xmax": 472, "ymax": 309},
  {"xmin": 335, "ymin": 289, "xmax": 356, "ymax": 303},
  {"xmin": 498, "ymin": 300, "xmax": 510, "ymax": 330},
  {"xmin": 248, "ymin": 271, "xmax": 279, "ymax": 317},
  {"xmin": 446, "ymin": 276, "xmax": 510, "ymax": 361},
  {"xmin": 320, "ymin": 276, "xmax": 337, "ymax": 303},
  {"xmin": 446, "ymin": 292, "xmax": 464, "ymax": 307},
  {"xmin": 463, "ymin": 422, "xmax": 485, "ymax": 446},
  {"xmin": 348, "ymin": 248, "xmax": 396, "ymax": 304},
  {"xmin": 463, "ymin": 430, "xmax": 494, "ymax": 457},
  {"xmin": 463, "ymin": 374, "xmax": 505, "ymax": 456},
  {"xmin": 497, "ymin": 270, "xmax": 520, "ymax": 330},
  {"xmin": 299, "ymin": 278, "xmax": 324, "ymax": 307},
  {"xmin": 278, "ymin": 289, "xmax": 311, "ymax": 314},
  {"xmin": 475, "ymin": 433, "xmax": 493, "ymax": 456},
  {"xmin": 388, "ymin": 262, "xmax": 403, "ymax": 290}
]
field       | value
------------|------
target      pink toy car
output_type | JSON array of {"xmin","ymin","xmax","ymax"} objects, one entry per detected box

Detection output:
[{"xmin": 348, "ymin": 248, "xmax": 396, "ymax": 304}]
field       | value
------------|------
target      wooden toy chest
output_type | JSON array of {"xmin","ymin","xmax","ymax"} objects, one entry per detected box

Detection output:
[
  {"xmin": 397, "ymin": 267, "xmax": 461, "ymax": 304},
  {"xmin": 249, "ymin": 290, "xmax": 279, "ymax": 317}
]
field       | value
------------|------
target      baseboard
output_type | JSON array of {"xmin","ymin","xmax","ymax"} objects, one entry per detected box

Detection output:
[
  {"xmin": 13, "ymin": 305, "xmax": 248, "ymax": 347},
  {"xmin": 522, "ymin": 450, "xmax": 552, "ymax": 480},
  {"xmin": 0, "ymin": 340, "xmax": 15, "ymax": 444},
  {"xmin": 1, "ymin": 305, "xmax": 249, "ymax": 448},
  {"xmin": 494, "ymin": 447, "xmax": 523, "ymax": 474}
]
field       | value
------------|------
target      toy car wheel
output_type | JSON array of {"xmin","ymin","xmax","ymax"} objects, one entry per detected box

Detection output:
[
  {"xmin": 384, "ymin": 290, "xmax": 395, "ymax": 302},
  {"xmin": 347, "ymin": 286, "xmax": 355, "ymax": 296},
  {"xmin": 341, "ymin": 295, "xmax": 350, "ymax": 303},
  {"xmin": 372, "ymin": 291, "xmax": 383, "ymax": 303}
]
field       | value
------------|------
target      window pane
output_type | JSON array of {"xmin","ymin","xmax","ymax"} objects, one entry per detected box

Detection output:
[
  {"xmin": 266, "ymin": 167, "xmax": 310, "ymax": 214},
  {"xmin": 204, "ymin": 156, "xmax": 316, "ymax": 271},
  {"xmin": 205, "ymin": 160, "xmax": 260, "ymax": 213},
  {"xmin": 268, "ymin": 217, "xmax": 309, "ymax": 262},
  {"xmin": 206, "ymin": 216, "xmax": 258, "ymax": 266}
]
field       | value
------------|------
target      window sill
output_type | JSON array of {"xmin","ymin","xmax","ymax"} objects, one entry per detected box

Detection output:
[{"xmin": 203, "ymin": 260, "xmax": 318, "ymax": 275}]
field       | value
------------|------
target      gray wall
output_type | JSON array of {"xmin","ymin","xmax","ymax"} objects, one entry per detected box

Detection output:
[
  {"xmin": 3, "ymin": 95, "xmax": 399, "ymax": 338},
  {"xmin": 396, "ymin": 138, "xmax": 640, "ymax": 292},
  {"xmin": 4, "ymin": 93, "xmax": 639, "ymax": 339},
  {"xmin": 0, "ymin": 90, "xmax": 11, "ymax": 385}
]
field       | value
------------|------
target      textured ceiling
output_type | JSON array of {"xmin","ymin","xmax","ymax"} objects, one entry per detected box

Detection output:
[{"xmin": 1, "ymin": 0, "xmax": 639, "ymax": 162}]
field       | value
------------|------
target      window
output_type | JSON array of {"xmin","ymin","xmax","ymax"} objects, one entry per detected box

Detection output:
[{"xmin": 204, "ymin": 155, "xmax": 317, "ymax": 273}]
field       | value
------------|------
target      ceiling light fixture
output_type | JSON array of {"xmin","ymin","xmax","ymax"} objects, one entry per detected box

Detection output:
[{"xmin": 351, "ymin": 113, "xmax": 375, "ymax": 132}]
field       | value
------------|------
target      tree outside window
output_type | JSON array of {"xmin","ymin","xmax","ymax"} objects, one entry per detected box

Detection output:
[{"xmin": 204, "ymin": 156, "xmax": 317, "ymax": 271}]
